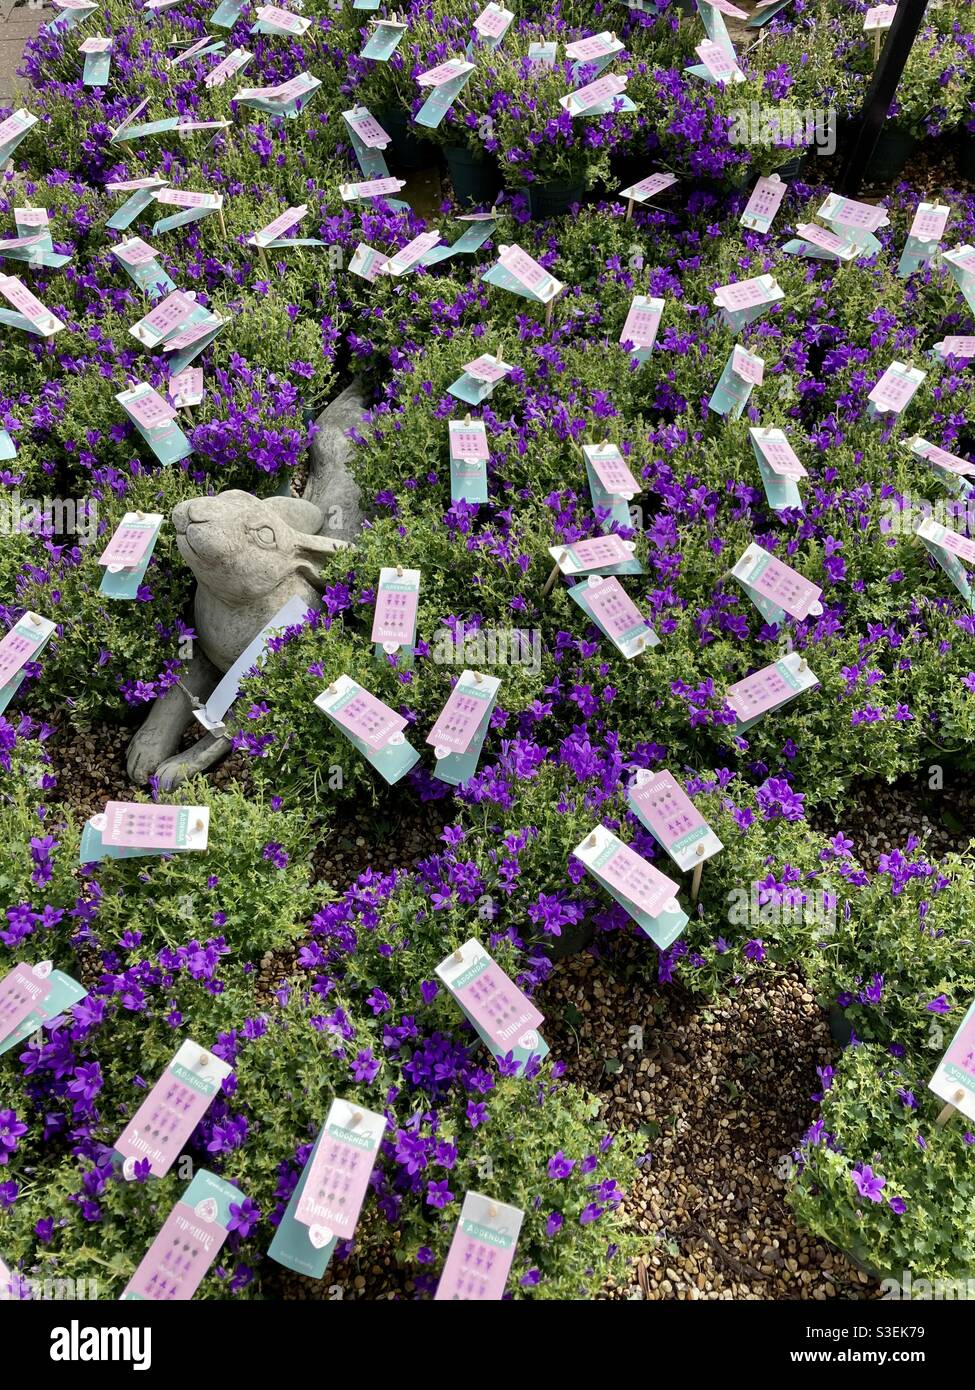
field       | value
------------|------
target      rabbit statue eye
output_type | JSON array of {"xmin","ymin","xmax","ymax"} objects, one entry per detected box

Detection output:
[{"xmin": 251, "ymin": 525, "xmax": 277, "ymax": 548}]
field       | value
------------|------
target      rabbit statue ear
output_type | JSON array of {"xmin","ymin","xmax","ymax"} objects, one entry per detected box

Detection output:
[
  {"xmin": 293, "ymin": 531, "xmax": 350, "ymax": 593},
  {"xmin": 264, "ymin": 496, "xmax": 324, "ymax": 534}
]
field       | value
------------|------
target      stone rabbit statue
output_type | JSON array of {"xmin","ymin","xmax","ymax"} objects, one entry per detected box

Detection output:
[{"xmin": 126, "ymin": 381, "xmax": 367, "ymax": 788}]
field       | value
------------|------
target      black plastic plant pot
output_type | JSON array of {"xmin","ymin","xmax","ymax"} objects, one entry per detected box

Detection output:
[
  {"xmin": 525, "ymin": 178, "xmax": 587, "ymax": 220},
  {"xmin": 444, "ymin": 144, "xmax": 502, "ymax": 209},
  {"xmin": 376, "ymin": 106, "xmax": 437, "ymax": 171}
]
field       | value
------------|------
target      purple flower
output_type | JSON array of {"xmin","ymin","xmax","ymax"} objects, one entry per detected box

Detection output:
[
  {"xmin": 851, "ymin": 1165, "xmax": 886, "ymax": 1203},
  {"xmin": 228, "ymin": 1197, "xmax": 261, "ymax": 1239},
  {"xmin": 547, "ymin": 1151, "xmax": 575, "ymax": 1179}
]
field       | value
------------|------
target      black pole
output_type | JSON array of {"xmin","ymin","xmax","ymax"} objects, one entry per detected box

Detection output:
[{"xmin": 837, "ymin": 0, "xmax": 931, "ymax": 196}]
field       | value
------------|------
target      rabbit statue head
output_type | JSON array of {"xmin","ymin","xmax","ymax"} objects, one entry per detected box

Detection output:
[{"xmin": 172, "ymin": 490, "xmax": 348, "ymax": 672}]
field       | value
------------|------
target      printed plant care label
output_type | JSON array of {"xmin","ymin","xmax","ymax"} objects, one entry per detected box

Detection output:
[
  {"xmin": 169, "ymin": 367, "xmax": 204, "ymax": 407},
  {"xmin": 908, "ymin": 203, "xmax": 949, "ymax": 243},
  {"xmin": 98, "ymin": 801, "xmax": 210, "ymax": 850},
  {"xmin": 863, "ymin": 3, "xmax": 896, "ymax": 29},
  {"xmin": 561, "ymin": 73, "xmax": 627, "ymax": 116},
  {"xmin": 349, "ymin": 243, "xmax": 389, "ymax": 282},
  {"xmin": 417, "ymin": 58, "xmax": 472, "ymax": 87},
  {"xmin": 929, "ymin": 998, "xmax": 975, "ymax": 1124},
  {"xmin": 0, "ymin": 276, "xmax": 64, "ymax": 335},
  {"xmin": 315, "ymin": 677, "xmax": 407, "ymax": 752},
  {"xmin": 0, "ymin": 967, "xmax": 86, "ymax": 1055},
  {"xmin": 370, "ymin": 566, "xmax": 420, "ymax": 651},
  {"xmin": 732, "ymin": 345, "xmax": 764, "ymax": 385},
  {"xmin": 434, "ymin": 1191, "xmax": 524, "ymax": 1300},
  {"xmin": 496, "ymin": 244, "xmax": 562, "ymax": 302},
  {"xmin": 587, "ymin": 576, "xmax": 654, "ymax": 650},
  {"xmin": 911, "ymin": 438, "xmax": 975, "ymax": 479},
  {"xmin": 205, "ymin": 48, "xmax": 252, "ymax": 87},
  {"xmin": 163, "ymin": 315, "xmax": 225, "ymax": 354},
  {"xmin": 794, "ymin": 222, "xmax": 858, "ymax": 260},
  {"xmin": 107, "ymin": 177, "xmax": 168, "ymax": 193},
  {"xmin": 714, "ymin": 274, "xmax": 782, "ymax": 313},
  {"xmin": 129, "ymin": 289, "xmax": 199, "ymax": 348},
  {"xmin": 565, "ymin": 31, "xmax": 621, "ymax": 61},
  {"xmin": 703, "ymin": 0, "xmax": 748, "ymax": 16},
  {"xmin": 449, "ymin": 419, "xmax": 489, "ymax": 460},
  {"xmin": 818, "ymin": 192, "xmax": 889, "ymax": 234},
  {"xmin": 582, "ymin": 443, "xmax": 641, "ymax": 498},
  {"xmin": 944, "ymin": 246, "xmax": 975, "ymax": 278},
  {"xmin": 741, "ymin": 174, "xmax": 787, "ymax": 233},
  {"xmin": 628, "ymin": 769, "xmax": 723, "ymax": 871},
  {"xmin": 253, "ymin": 4, "xmax": 310, "ymax": 32},
  {"xmin": 115, "ymin": 1039, "xmax": 232, "ymax": 1178},
  {"xmin": 550, "ymin": 534, "xmax": 635, "ymax": 575},
  {"xmin": 112, "ymin": 237, "xmax": 162, "ymax": 267},
  {"xmin": 295, "ymin": 1099, "xmax": 386, "ymax": 1241},
  {"xmin": 436, "ymin": 939, "xmax": 543, "ymax": 1055},
  {"xmin": 464, "ymin": 353, "xmax": 510, "ymax": 383},
  {"xmin": 118, "ymin": 385, "xmax": 178, "ymax": 431},
  {"xmin": 748, "ymin": 427, "xmax": 807, "ymax": 478},
  {"xmin": 868, "ymin": 361, "xmax": 924, "ymax": 414},
  {"xmin": 427, "ymin": 671, "xmax": 498, "ymax": 755},
  {"xmin": 620, "ymin": 172, "xmax": 677, "ymax": 203},
  {"xmin": 934, "ymin": 336, "xmax": 975, "ymax": 360},
  {"xmin": 155, "ymin": 188, "xmax": 221, "ymax": 210},
  {"xmin": 473, "ymin": 3, "xmax": 513, "ymax": 39},
  {"xmin": 694, "ymin": 39, "xmax": 742, "ymax": 81},
  {"xmin": 620, "ymin": 296, "xmax": 663, "ymax": 352},
  {"xmin": 0, "ymin": 961, "xmax": 53, "ymax": 1042},
  {"xmin": 918, "ymin": 517, "xmax": 975, "ymax": 565},
  {"xmin": 577, "ymin": 828, "xmax": 681, "ymax": 920},
  {"xmin": 0, "ymin": 612, "xmax": 55, "ymax": 688},
  {"xmin": 731, "ymin": 542, "xmax": 823, "ymax": 622},
  {"xmin": 250, "ymin": 204, "xmax": 307, "ymax": 246},
  {"xmin": 98, "ymin": 512, "xmax": 163, "ymax": 571},
  {"xmin": 121, "ymin": 1169, "xmax": 240, "ymax": 1301},
  {"xmin": 339, "ymin": 177, "xmax": 404, "ymax": 202},
  {"xmin": 382, "ymin": 231, "xmax": 441, "ymax": 276},
  {"xmin": 726, "ymin": 652, "xmax": 819, "ymax": 725}
]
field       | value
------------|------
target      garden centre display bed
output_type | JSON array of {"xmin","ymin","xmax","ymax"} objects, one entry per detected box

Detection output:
[{"xmin": 2, "ymin": 0, "xmax": 975, "ymax": 1308}]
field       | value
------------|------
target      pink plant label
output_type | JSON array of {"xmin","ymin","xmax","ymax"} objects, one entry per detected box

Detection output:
[
  {"xmin": 919, "ymin": 443, "xmax": 975, "ymax": 477},
  {"xmin": 864, "ymin": 4, "xmax": 896, "ymax": 27},
  {"xmin": 114, "ymin": 238, "xmax": 160, "ymax": 267},
  {"xmin": 565, "ymin": 34, "xmax": 615, "ymax": 59},
  {"xmin": 100, "ymin": 801, "xmax": 203, "ymax": 849},
  {"xmin": 14, "ymin": 207, "xmax": 48, "ymax": 227},
  {"xmin": 567, "ymin": 74, "xmax": 626, "ymax": 112},
  {"xmin": 256, "ymin": 5, "xmax": 306, "ymax": 29},
  {"xmin": 124, "ymin": 388, "xmax": 178, "ymax": 430},
  {"xmin": 586, "ymin": 447, "xmax": 640, "ymax": 497},
  {"xmin": 586, "ymin": 577, "xmax": 647, "ymax": 640},
  {"xmin": 706, "ymin": 0, "xmax": 748, "ymax": 16},
  {"xmin": 169, "ymin": 367, "xmax": 203, "ymax": 403},
  {"xmin": 115, "ymin": 1043, "xmax": 230, "ymax": 1178},
  {"xmin": 629, "ymin": 772, "xmax": 707, "ymax": 850},
  {"xmin": 910, "ymin": 205, "xmax": 949, "ymax": 242},
  {"xmin": 743, "ymin": 176, "xmax": 787, "ymax": 223},
  {"xmin": 164, "ymin": 319, "xmax": 217, "ymax": 353},
  {"xmin": 434, "ymin": 1193, "xmax": 523, "ymax": 1301},
  {"xmin": 464, "ymin": 354, "xmax": 508, "ymax": 383},
  {"xmin": 427, "ymin": 679, "xmax": 492, "ymax": 754},
  {"xmin": 938, "ymin": 336, "xmax": 975, "ymax": 357},
  {"xmin": 123, "ymin": 1196, "xmax": 228, "ymax": 1299},
  {"xmin": 156, "ymin": 189, "xmax": 217, "ymax": 209},
  {"xmin": 328, "ymin": 686, "xmax": 407, "ymax": 752},
  {"xmin": 797, "ymin": 223, "xmax": 852, "ymax": 257},
  {"xmin": 752, "ymin": 432, "xmax": 806, "ymax": 478},
  {"xmin": 0, "ymin": 112, "xmax": 31, "ymax": 143},
  {"xmin": 738, "ymin": 546, "xmax": 823, "ymax": 620},
  {"xmin": 206, "ymin": 50, "xmax": 251, "ymax": 87},
  {"xmin": 620, "ymin": 299, "xmax": 662, "ymax": 350},
  {"xmin": 417, "ymin": 59, "xmax": 469, "ymax": 88},
  {"xmin": 371, "ymin": 575, "xmax": 419, "ymax": 647},
  {"xmin": 626, "ymin": 172, "xmax": 677, "ymax": 200},
  {"xmin": 0, "ymin": 615, "xmax": 50, "ymax": 686},
  {"xmin": 869, "ymin": 365, "xmax": 921, "ymax": 413},
  {"xmin": 296, "ymin": 1104, "xmax": 385, "ymax": 1240},
  {"xmin": 385, "ymin": 231, "xmax": 441, "ymax": 274},
  {"xmin": 732, "ymin": 346, "xmax": 764, "ymax": 385},
  {"xmin": 727, "ymin": 661, "xmax": 803, "ymax": 720},
  {"xmin": 449, "ymin": 424, "xmax": 489, "ymax": 460},
  {"xmin": 136, "ymin": 291, "xmax": 198, "ymax": 339},
  {"xmin": 253, "ymin": 205, "xmax": 307, "ymax": 243},
  {"xmin": 0, "ymin": 963, "xmax": 52, "ymax": 1041},
  {"xmin": 560, "ymin": 535, "xmax": 632, "ymax": 570},
  {"xmin": 592, "ymin": 838, "xmax": 679, "ymax": 919},
  {"xmin": 0, "ymin": 277, "xmax": 52, "ymax": 326},
  {"xmin": 448, "ymin": 951, "xmax": 543, "ymax": 1051},
  {"xmin": 474, "ymin": 4, "xmax": 511, "ymax": 37},
  {"xmin": 98, "ymin": 517, "xmax": 158, "ymax": 569},
  {"xmin": 932, "ymin": 527, "xmax": 975, "ymax": 565},
  {"xmin": 498, "ymin": 245, "xmax": 557, "ymax": 298},
  {"xmin": 346, "ymin": 111, "xmax": 390, "ymax": 146},
  {"xmin": 695, "ymin": 40, "xmax": 738, "ymax": 81},
  {"xmin": 716, "ymin": 277, "xmax": 776, "ymax": 310},
  {"xmin": 827, "ymin": 197, "xmax": 888, "ymax": 231},
  {"xmin": 343, "ymin": 178, "xmax": 402, "ymax": 198}
]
